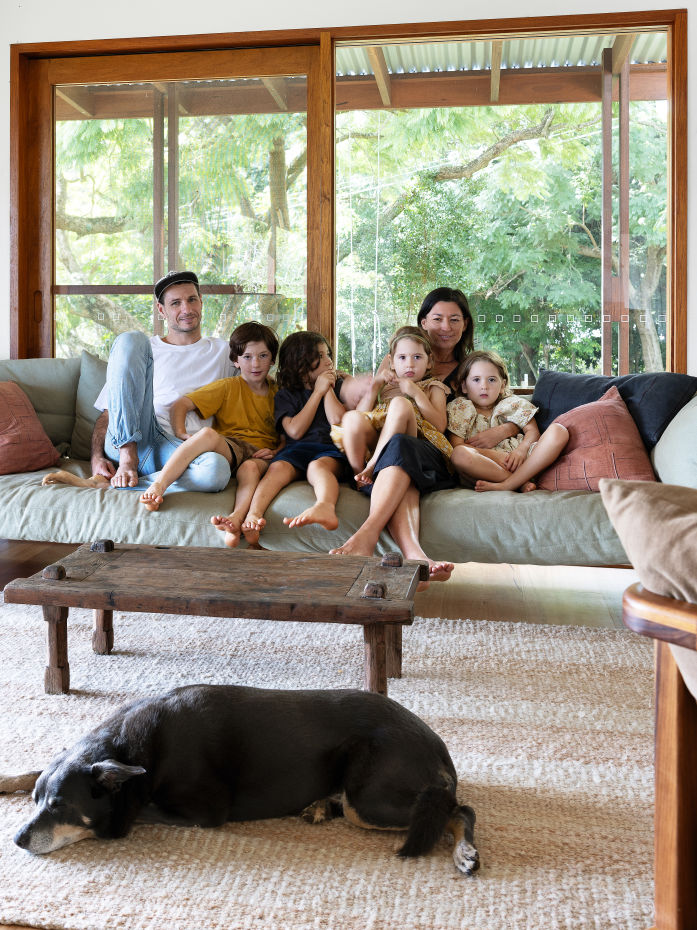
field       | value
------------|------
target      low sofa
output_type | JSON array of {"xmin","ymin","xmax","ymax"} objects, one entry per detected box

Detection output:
[{"xmin": 1, "ymin": 352, "xmax": 696, "ymax": 566}]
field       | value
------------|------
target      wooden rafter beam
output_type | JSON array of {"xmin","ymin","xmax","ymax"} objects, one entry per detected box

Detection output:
[
  {"xmin": 490, "ymin": 40, "xmax": 503, "ymax": 103},
  {"xmin": 262, "ymin": 77, "xmax": 288, "ymax": 110},
  {"xmin": 612, "ymin": 33, "xmax": 636, "ymax": 73},
  {"xmin": 366, "ymin": 46, "xmax": 392, "ymax": 107},
  {"xmin": 55, "ymin": 87, "xmax": 94, "ymax": 118},
  {"xmin": 53, "ymin": 65, "xmax": 668, "ymax": 121}
]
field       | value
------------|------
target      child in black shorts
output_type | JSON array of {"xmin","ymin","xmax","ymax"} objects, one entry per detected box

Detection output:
[{"xmin": 241, "ymin": 331, "xmax": 351, "ymax": 547}]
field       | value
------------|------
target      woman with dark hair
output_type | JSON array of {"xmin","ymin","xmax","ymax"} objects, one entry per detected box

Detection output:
[{"xmin": 331, "ymin": 288, "xmax": 517, "ymax": 583}]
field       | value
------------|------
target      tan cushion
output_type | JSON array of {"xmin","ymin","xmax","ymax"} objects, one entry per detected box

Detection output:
[
  {"xmin": 0, "ymin": 381, "xmax": 61, "ymax": 475},
  {"xmin": 599, "ymin": 478, "xmax": 697, "ymax": 603},
  {"xmin": 537, "ymin": 386, "xmax": 656, "ymax": 491}
]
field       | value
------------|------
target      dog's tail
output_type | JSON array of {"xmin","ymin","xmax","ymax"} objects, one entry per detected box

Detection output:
[{"xmin": 397, "ymin": 785, "xmax": 457, "ymax": 858}]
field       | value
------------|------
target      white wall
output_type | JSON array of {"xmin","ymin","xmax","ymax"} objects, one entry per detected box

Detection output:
[{"xmin": 4, "ymin": 0, "xmax": 694, "ymax": 371}]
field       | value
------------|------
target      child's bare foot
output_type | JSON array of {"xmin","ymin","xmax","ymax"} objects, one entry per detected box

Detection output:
[
  {"xmin": 211, "ymin": 514, "xmax": 243, "ymax": 548},
  {"xmin": 241, "ymin": 513, "xmax": 266, "ymax": 546},
  {"xmin": 140, "ymin": 482, "xmax": 165, "ymax": 511},
  {"xmin": 354, "ymin": 457, "xmax": 377, "ymax": 488},
  {"xmin": 284, "ymin": 502, "xmax": 339, "ymax": 531},
  {"xmin": 475, "ymin": 478, "xmax": 536, "ymax": 492},
  {"xmin": 42, "ymin": 470, "xmax": 110, "ymax": 489}
]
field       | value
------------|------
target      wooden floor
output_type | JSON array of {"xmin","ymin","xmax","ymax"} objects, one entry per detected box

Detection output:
[
  {"xmin": 0, "ymin": 540, "xmax": 638, "ymax": 930},
  {"xmin": 1, "ymin": 539, "xmax": 637, "ymax": 628}
]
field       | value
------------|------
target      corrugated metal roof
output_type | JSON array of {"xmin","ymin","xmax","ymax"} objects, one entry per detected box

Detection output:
[{"xmin": 335, "ymin": 32, "xmax": 667, "ymax": 76}]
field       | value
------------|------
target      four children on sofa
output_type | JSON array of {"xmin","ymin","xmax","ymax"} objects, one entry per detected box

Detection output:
[{"xmin": 141, "ymin": 314, "xmax": 569, "ymax": 553}]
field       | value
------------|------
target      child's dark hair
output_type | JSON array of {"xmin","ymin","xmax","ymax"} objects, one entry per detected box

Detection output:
[
  {"xmin": 229, "ymin": 321, "xmax": 279, "ymax": 364},
  {"xmin": 455, "ymin": 350, "xmax": 510, "ymax": 399},
  {"xmin": 276, "ymin": 331, "xmax": 332, "ymax": 391}
]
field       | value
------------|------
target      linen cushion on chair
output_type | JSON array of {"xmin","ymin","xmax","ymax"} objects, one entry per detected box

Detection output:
[{"xmin": 600, "ymin": 477, "xmax": 697, "ymax": 699}]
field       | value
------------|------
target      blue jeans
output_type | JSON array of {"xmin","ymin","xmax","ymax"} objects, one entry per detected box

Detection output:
[{"xmin": 104, "ymin": 331, "xmax": 230, "ymax": 493}]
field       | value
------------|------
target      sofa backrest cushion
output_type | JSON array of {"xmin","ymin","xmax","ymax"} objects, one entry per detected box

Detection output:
[
  {"xmin": 531, "ymin": 370, "xmax": 697, "ymax": 450},
  {"xmin": 536, "ymin": 386, "xmax": 656, "ymax": 491},
  {"xmin": 651, "ymin": 394, "xmax": 697, "ymax": 488},
  {"xmin": 70, "ymin": 351, "xmax": 108, "ymax": 460},
  {"xmin": 0, "ymin": 357, "xmax": 80, "ymax": 446},
  {"xmin": 0, "ymin": 381, "xmax": 61, "ymax": 475}
]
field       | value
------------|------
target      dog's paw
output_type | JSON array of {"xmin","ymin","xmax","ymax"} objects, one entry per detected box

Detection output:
[
  {"xmin": 453, "ymin": 840, "xmax": 480, "ymax": 875},
  {"xmin": 300, "ymin": 799, "xmax": 332, "ymax": 824}
]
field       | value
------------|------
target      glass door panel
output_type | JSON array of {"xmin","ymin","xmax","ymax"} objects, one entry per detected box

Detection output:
[
  {"xmin": 334, "ymin": 32, "xmax": 669, "ymax": 382},
  {"xmin": 53, "ymin": 56, "xmax": 311, "ymax": 358}
]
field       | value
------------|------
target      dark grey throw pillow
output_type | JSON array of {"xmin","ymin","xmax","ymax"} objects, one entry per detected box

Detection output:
[{"xmin": 531, "ymin": 370, "xmax": 697, "ymax": 450}]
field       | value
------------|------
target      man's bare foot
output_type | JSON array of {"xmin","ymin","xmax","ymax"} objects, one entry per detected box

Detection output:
[
  {"xmin": 42, "ymin": 470, "xmax": 110, "ymax": 489},
  {"xmin": 521, "ymin": 481, "xmax": 537, "ymax": 492},
  {"xmin": 241, "ymin": 513, "xmax": 266, "ymax": 546},
  {"xmin": 211, "ymin": 513, "xmax": 243, "ymax": 548},
  {"xmin": 283, "ymin": 502, "xmax": 339, "ymax": 531},
  {"xmin": 140, "ymin": 482, "xmax": 165, "ymax": 512},
  {"xmin": 111, "ymin": 444, "xmax": 140, "ymax": 488}
]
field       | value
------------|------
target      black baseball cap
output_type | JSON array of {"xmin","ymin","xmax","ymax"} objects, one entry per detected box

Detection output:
[{"xmin": 154, "ymin": 270, "xmax": 200, "ymax": 303}]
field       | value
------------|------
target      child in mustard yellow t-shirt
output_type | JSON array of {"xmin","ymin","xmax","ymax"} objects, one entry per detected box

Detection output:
[{"xmin": 139, "ymin": 321, "xmax": 280, "ymax": 547}]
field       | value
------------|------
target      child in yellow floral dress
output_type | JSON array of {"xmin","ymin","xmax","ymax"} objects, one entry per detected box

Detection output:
[
  {"xmin": 447, "ymin": 350, "xmax": 568, "ymax": 492},
  {"xmin": 331, "ymin": 326, "xmax": 452, "ymax": 487}
]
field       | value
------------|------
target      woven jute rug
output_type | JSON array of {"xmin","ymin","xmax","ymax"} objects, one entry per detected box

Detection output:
[{"xmin": 0, "ymin": 595, "xmax": 654, "ymax": 930}]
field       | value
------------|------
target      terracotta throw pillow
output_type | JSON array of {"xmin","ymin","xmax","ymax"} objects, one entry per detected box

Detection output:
[
  {"xmin": 599, "ymin": 478, "xmax": 697, "ymax": 603},
  {"xmin": 536, "ymin": 386, "xmax": 655, "ymax": 491},
  {"xmin": 0, "ymin": 381, "xmax": 60, "ymax": 476}
]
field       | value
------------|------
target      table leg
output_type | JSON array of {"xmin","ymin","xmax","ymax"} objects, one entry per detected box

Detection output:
[
  {"xmin": 92, "ymin": 609, "xmax": 114, "ymax": 655},
  {"xmin": 386, "ymin": 624, "xmax": 402, "ymax": 679},
  {"xmin": 363, "ymin": 624, "xmax": 387, "ymax": 695},
  {"xmin": 43, "ymin": 605, "xmax": 70, "ymax": 694}
]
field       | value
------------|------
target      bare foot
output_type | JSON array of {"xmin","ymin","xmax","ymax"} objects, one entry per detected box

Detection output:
[
  {"xmin": 329, "ymin": 528, "xmax": 377, "ymax": 557},
  {"xmin": 111, "ymin": 444, "xmax": 140, "ymax": 488},
  {"xmin": 241, "ymin": 513, "xmax": 266, "ymax": 546},
  {"xmin": 283, "ymin": 502, "xmax": 339, "ymax": 531},
  {"xmin": 474, "ymin": 478, "xmax": 537, "ymax": 493},
  {"xmin": 42, "ymin": 470, "xmax": 110, "ymax": 489},
  {"xmin": 140, "ymin": 482, "xmax": 165, "ymax": 512},
  {"xmin": 354, "ymin": 460, "xmax": 376, "ymax": 488},
  {"xmin": 428, "ymin": 560, "xmax": 454, "ymax": 582},
  {"xmin": 211, "ymin": 514, "xmax": 243, "ymax": 548},
  {"xmin": 414, "ymin": 559, "xmax": 455, "ymax": 592}
]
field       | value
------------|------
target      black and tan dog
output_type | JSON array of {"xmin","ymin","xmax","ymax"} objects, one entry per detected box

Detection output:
[{"xmin": 7, "ymin": 684, "xmax": 479, "ymax": 874}]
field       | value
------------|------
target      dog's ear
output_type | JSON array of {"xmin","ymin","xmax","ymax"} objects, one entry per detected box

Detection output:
[{"xmin": 91, "ymin": 760, "xmax": 146, "ymax": 791}]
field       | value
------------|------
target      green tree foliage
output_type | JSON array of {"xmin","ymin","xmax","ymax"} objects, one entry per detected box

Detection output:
[{"xmin": 54, "ymin": 94, "xmax": 667, "ymax": 379}]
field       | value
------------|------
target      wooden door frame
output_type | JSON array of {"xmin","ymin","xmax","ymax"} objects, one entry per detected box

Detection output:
[{"xmin": 10, "ymin": 9, "xmax": 687, "ymax": 370}]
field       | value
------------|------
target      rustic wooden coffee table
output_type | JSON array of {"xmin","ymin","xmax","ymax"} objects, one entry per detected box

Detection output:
[{"xmin": 4, "ymin": 541, "xmax": 428, "ymax": 697}]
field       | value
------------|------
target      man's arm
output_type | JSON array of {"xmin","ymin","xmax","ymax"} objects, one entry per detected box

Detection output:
[{"xmin": 90, "ymin": 411, "xmax": 116, "ymax": 480}]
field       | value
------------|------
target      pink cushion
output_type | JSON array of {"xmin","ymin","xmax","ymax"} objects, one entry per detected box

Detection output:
[
  {"xmin": 0, "ymin": 381, "xmax": 60, "ymax": 476},
  {"xmin": 536, "ymin": 386, "xmax": 656, "ymax": 491}
]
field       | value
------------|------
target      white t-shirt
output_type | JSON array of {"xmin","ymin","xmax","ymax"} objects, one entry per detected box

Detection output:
[{"xmin": 95, "ymin": 335, "xmax": 236, "ymax": 435}]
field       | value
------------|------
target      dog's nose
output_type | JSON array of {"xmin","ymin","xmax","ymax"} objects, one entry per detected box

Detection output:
[{"xmin": 13, "ymin": 826, "xmax": 31, "ymax": 849}]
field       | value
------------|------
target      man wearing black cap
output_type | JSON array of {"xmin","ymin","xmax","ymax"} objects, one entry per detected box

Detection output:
[{"xmin": 91, "ymin": 271, "xmax": 235, "ymax": 491}]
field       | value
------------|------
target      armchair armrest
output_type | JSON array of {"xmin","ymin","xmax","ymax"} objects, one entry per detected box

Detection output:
[{"xmin": 622, "ymin": 582, "xmax": 697, "ymax": 930}]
